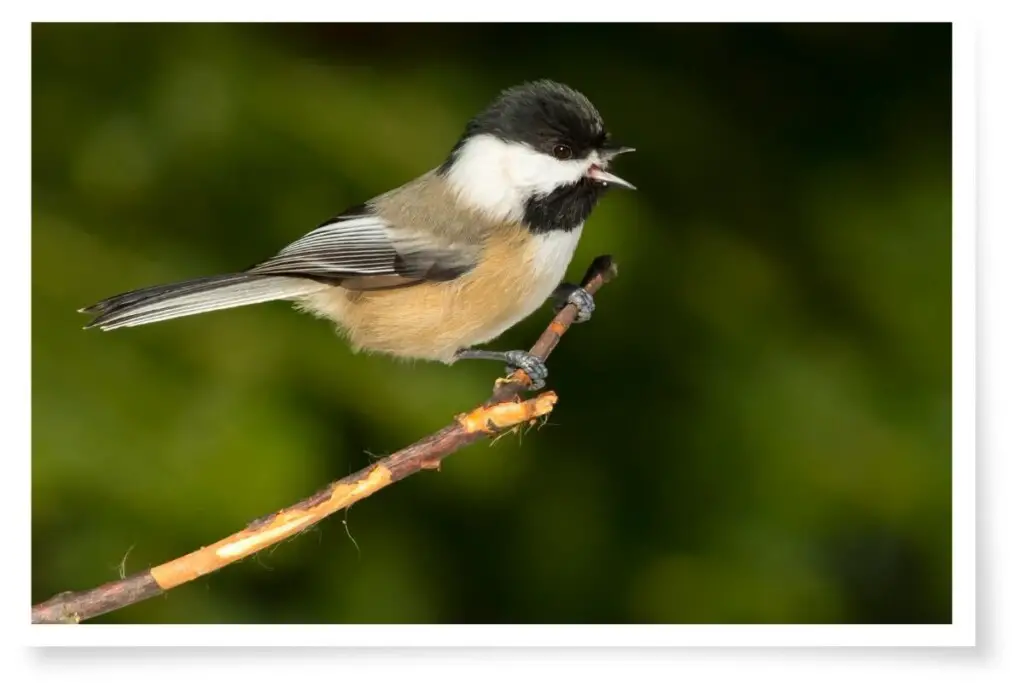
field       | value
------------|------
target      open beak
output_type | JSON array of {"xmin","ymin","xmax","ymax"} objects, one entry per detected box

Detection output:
[
  {"xmin": 588, "ymin": 166, "xmax": 636, "ymax": 190},
  {"xmin": 589, "ymin": 145, "xmax": 636, "ymax": 190},
  {"xmin": 601, "ymin": 145, "xmax": 636, "ymax": 159}
]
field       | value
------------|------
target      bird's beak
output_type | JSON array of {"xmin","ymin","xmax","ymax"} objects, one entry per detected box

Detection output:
[
  {"xmin": 589, "ymin": 145, "xmax": 636, "ymax": 190},
  {"xmin": 601, "ymin": 145, "xmax": 636, "ymax": 160},
  {"xmin": 588, "ymin": 166, "xmax": 636, "ymax": 190}
]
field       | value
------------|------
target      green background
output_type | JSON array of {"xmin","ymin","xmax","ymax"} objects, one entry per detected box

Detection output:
[{"xmin": 32, "ymin": 23, "xmax": 952, "ymax": 624}]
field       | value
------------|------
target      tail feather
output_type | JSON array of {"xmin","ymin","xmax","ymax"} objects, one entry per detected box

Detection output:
[
  {"xmin": 80, "ymin": 275, "xmax": 248, "ymax": 316},
  {"xmin": 81, "ymin": 273, "xmax": 330, "ymax": 331}
]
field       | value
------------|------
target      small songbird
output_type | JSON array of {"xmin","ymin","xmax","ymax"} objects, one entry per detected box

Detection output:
[{"xmin": 80, "ymin": 80, "xmax": 635, "ymax": 388}]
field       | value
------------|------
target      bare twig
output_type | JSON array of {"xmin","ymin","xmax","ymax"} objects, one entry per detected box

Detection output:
[{"xmin": 31, "ymin": 255, "xmax": 618, "ymax": 624}]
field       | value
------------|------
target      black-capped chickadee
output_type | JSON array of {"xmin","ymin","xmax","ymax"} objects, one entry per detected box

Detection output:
[{"xmin": 80, "ymin": 80, "xmax": 634, "ymax": 388}]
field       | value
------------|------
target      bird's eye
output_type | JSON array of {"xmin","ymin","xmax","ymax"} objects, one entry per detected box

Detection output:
[{"xmin": 552, "ymin": 143, "xmax": 573, "ymax": 160}]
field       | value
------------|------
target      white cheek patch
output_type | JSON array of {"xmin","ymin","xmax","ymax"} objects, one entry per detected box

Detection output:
[{"xmin": 444, "ymin": 134, "xmax": 594, "ymax": 223}]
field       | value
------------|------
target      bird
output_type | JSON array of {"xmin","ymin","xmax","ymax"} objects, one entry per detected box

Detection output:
[{"xmin": 80, "ymin": 79, "xmax": 635, "ymax": 389}]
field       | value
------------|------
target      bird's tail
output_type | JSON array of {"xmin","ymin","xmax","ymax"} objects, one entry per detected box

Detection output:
[{"xmin": 79, "ymin": 273, "xmax": 331, "ymax": 331}]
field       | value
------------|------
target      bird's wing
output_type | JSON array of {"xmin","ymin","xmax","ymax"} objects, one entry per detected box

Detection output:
[{"xmin": 246, "ymin": 206, "xmax": 478, "ymax": 289}]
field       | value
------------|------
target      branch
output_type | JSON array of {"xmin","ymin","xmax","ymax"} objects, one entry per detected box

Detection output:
[{"xmin": 31, "ymin": 255, "xmax": 618, "ymax": 624}]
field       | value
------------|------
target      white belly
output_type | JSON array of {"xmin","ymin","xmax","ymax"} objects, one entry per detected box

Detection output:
[{"xmin": 467, "ymin": 225, "xmax": 583, "ymax": 347}]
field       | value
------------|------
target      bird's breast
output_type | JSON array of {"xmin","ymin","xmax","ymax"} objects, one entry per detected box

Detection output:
[
  {"xmin": 410, "ymin": 224, "xmax": 582, "ymax": 355},
  {"xmin": 302, "ymin": 225, "xmax": 584, "ymax": 363}
]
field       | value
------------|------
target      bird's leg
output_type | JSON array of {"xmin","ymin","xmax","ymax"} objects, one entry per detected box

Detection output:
[
  {"xmin": 550, "ymin": 282, "xmax": 595, "ymax": 323},
  {"xmin": 454, "ymin": 348, "xmax": 548, "ymax": 390}
]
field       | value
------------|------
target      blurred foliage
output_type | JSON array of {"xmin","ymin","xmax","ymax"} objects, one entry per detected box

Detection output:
[{"xmin": 31, "ymin": 23, "xmax": 951, "ymax": 624}]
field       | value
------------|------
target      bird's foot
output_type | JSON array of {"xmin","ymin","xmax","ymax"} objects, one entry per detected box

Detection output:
[
  {"xmin": 552, "ymin": 283, "xmax": 595, "ymax": 323},
  {"xmin": 502, "ymin": 350, "xmax": 548, "ymax": 390},
  {"xmin": 455, "ymin": 348, "xmax": 549, "ymax": 390}
]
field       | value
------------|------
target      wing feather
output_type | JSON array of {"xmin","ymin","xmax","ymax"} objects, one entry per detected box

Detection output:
[{"xmin": 246, "ymin": 210, "xmax": 477, "ymax": 284}]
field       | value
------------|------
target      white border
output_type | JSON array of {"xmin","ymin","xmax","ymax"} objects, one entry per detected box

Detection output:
[
  {"xmin": 25, "ymin": 22, "xmax": 975, "ymax": 648},
  {"xmin": 22, "ymin": 0, "xmax": 968, "ymax": 22},
  {"xmin": 29, "ymin": 623, "xmax": 971, "ymax": 648},
  {"xmin": 950, "ymin": 18, "xmax": 976, "ymax": 644},
  {"xmin": 14, "ymin": 1, "xmax": 981, "ymax": 660}
]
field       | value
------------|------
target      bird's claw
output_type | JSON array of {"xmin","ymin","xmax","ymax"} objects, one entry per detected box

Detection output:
[
  {"xmin": 503, "ymin": 350, "xmax": 548, "ymax": 390},
  {"xmin": 552, "ymin": 284, "xmax": 595, "ymax": 323}
]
